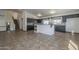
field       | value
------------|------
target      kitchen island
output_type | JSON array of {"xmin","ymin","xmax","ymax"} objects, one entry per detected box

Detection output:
[{"xmin": 35, "ymin": 24, "xmax": 55, "ymax": 35}]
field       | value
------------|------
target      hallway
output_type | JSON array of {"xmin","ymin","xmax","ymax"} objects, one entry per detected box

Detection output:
[{"xmin": 0, "ymin": 31, "xmax": 79, "ymax": 50}]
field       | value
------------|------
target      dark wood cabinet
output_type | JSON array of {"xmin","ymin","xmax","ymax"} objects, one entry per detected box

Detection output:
[{"xmin": 55, "ymin": 25, "xmax": 66, "ymax": 32}]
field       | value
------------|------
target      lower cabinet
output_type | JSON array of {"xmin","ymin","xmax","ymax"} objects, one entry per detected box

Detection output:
[
  {"xmin": 55, "ymin": 25, "xmax": 65, "ymax": 32},
  {"xmin": 27, "ymin": 25, "xmax": 34, "ymax": 31}
]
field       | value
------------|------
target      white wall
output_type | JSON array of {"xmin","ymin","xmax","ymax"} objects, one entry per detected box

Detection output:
[
  {"xmin": 0, "ymin": 10, "xmax": 7, "ymax": 31},
  {"xmin": 66, "ymin": 17, "xmax": 79, "ymax": 33},
  {"xmin": 0, "ymin": 10, "xmax": 15, "ymax": 31},
  {"xmin": 0, "ymin": 16, "xmax": 6, "ymax": 31}
]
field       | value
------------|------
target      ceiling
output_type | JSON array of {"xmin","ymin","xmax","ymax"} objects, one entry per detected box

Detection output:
[
  {"xmin": 25, "ymin": 9, "xmax": 79, "ymax": 18},
  {"xmin": 5, "ymin": 9, "xmax": 79, "ymax": 18}
]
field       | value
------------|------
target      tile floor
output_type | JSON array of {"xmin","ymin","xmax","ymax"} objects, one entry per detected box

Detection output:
[{"xmin": 0, "ymin": 31, "xmax": 79, "ymax": 50}]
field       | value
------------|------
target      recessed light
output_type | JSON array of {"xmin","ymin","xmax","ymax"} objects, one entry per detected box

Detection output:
[
  {"xmin": 50, "ymin": 11, "xmax": 56, "ymax": 14},
  {"xmin": 37, "ymin": 13, "xmax": 42, "ymax": 16}
]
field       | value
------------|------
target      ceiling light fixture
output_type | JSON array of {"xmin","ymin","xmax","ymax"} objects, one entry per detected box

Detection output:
[
  {"xmin": 50, "ymin": 11, "xmax": 56, "ymax": 14},
  {"xmin": 37, "ymin": 13, "xmax": 42, "ymax": 16}
]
